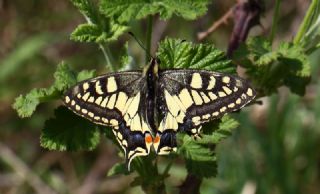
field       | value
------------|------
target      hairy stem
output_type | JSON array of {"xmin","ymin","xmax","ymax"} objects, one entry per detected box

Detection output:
[
  {"xmin": 99, "ymin": 44, "xmax": 116, "ymax": 72},
  {"xmin": 269, "ymin": 0, "xmax": 282, "ymax": 43},
  {"xmin": 294, "ymin": 0, "xmax": 320, "ymax": 44},
  {"xmin": 145, "ymin": 16, "xmax": 153, "ymax": 63},
  {"xmin": 134, "ymin": 156, "xmax": 166, "ymax": 194}
]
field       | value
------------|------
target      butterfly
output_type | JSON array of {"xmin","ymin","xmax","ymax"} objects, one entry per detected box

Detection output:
[{"xmin": 63, "ymin": 58, "xmax": 256, "ymax": 170}]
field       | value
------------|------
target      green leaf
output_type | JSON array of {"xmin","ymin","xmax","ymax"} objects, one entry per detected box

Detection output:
[
  {"xmin": 177, "ymin": 115, "xmax": 239, "ymax": 178},
  {"xmin": 77, "ymin": 69, "xmax": 96, "ymax": 82},
  {"xmin": 234, "ymin": 37, "xmax": 278, "ymax": 66},
  {"xmin": 199, "ymin": 116, "xmax": 239, "ymax": 144},
  {"xmin": 107, "ymin": 163, "xmax": 128, "ymax": 176},
  {"xmin": 12, "ymin": 62, "xmax": 74, "ymax": 118},
  {"xmin": 99, "ymin": 0, "xmax": 210, "ymax": 23},
  {"xmin": 70, "ymin": 0, "xmax": 98, "ymax": 23},
  {"xmin": 234, "ymin": 36, "xmax": 311, "ymax": 96},
  {"xmin": 179, "ymin": 135, "xmax": 216, "ymax": 178},
  {"xmin": 157, "ymin": 38, "xmax": 235, "ymax": 73},
  {"xmin": 12, "ymin": 62, "xmax": 95, "ymax": 118},
  {"xmin": 70, "ymin": 0, "xmax": 129, "ymax": 43},
  {"xmin": 41, "ymin": 106, "xmax": 100, "ymax": 151},
  {"xmin": 13, "ymin": 88, "xmax": 54, "ymax": 118},
  {"xmin": 70, "ymin": 21, "xmax": 128, "ymax": 43},
  {"xmin": 53, "ymin": 61, "xmax": 77, "ymax": 91}
]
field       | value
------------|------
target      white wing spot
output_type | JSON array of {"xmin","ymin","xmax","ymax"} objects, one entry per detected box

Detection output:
[
  {"xmin": 220, "ymin": 107, "xmax": 227, "ymax": 112},
  {"xmin": 83, "ymin": 82, "xmax": 89, "ymax": 91},
  {"xmin": 165, "ymin": 90, "xmax": 181, "ymax": 116},
  {"xmin": 236, "ymin": 98, "xmax": 241, "ymax": 104},
  {"xmin": 65, "ymin": 96, "xmax": 70, "ymax": 103},
  {"xmin": 218, "ymin": 91, "xmax": 226, "ymax": 97},
  {"xmin": 223, "ymin": 86, "xmax": 232, "ymax": 95},
  {"xmin": 115, "ymin": 92, "xmax": 128, "ymax": 114},
  {"xmin": 190, "ymin": 73, "xmax": 202, "ymax": 89},
  {"xmin": 101, "ymin": 97, "xmax": 109, "ymax": 107},
  {"xmin": 212, "ymin": 112, "xmax": 219, "ymax": 117},
  {"xmin": 247, "ymin": 88, "xmax": 253, "ymax": 96},
  {"xmin": 127, "ymin": 92, "xmax": 141, "ymax": 118},
  {"xmin": 222, "ymin": 76, "xmax": 230, "ymax": 84},
  {"xmin": 207, "ymin": 76, "xmax": 216, "ymax": 90},
  {"xmin": 179, "ymin": 88, "xmax": 193, "ymax": 109},
  {"xmin": 192, "ymin": 116, "xmax": 201, "ymax": 126},
  {"xmin": 131, "ymin": 114, "xmax": 142, "ymax": 131},
  {"xmin": 191, "ymin": 90, "xmax": 203, "ymax": 105},
  {"xmin": 200, "ymin": 92, "xmax": 211, "ymax": 103},
  {"xmin": 87, "ymin": 96, "xmax": 95, "ymax": 103},
  {"xmin": 95, "ymin": 96, "xmax": 103, "ymax": 105},
  {"xmin": 107, "ymin": 77, "xmax": 117, "ymax": 93},
  {"xmin": 241, "ymin": 94, "xmax": 247, "ymax": 99},
  {"xmin": 88, "ymin": 112, "xmax": 94, "ymax": 117},
  {"xmin": 110, "ymin": 119, "xmax": 119, "ymax": 127},
  {"xmin": 95, "ymin": 81, "xmax": 104, "ymax": 95},
  {"xmin": 81, "ymin": 92, "xmax": 90, "ymax": 101},
  {"xmin": 107, "ymin": 94, "xmax": 117, "ymax": 109},
  {"xmin": 102, "ymin": 118, "xmax": 108, "ymax": 123},
  {"xmin": 208, "ymin": 92, "xmax": 217, "ymax": 100},
  {"xmin": 228, "ymin": 103, "xmax": 235, "ymax": 108},
  {"xmin": 202, "ymin": 114, "xmax": 210, "ymax": 120}
]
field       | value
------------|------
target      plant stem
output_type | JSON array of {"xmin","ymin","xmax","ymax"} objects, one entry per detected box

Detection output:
[
  {"xmin": 99, "ymin": 44, "xmax": 116, "ymax": 72},
  {"xmin": 145, "ymin": 16, "xmax": 153, "ymax": 63},
  {"xmin": 269, "ymin": 0, "xmax": 282, "ymax": 43},
  {"xmin": 294, "ymin": 0, "xmax": 320, "ymax": 44}
]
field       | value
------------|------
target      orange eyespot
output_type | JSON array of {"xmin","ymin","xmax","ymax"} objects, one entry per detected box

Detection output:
[
  {"xmin": 153, "ymin": 135, "xmax": 160, "ymax": 144},
  {"xmin": 145, "ymin": 134, "xmax": 153, "ymax": 144}
]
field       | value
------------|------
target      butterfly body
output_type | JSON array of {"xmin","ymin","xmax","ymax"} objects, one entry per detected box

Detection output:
[{"xmin": 63, "ymin": 59, "xmax": 256, "ymax": 169}]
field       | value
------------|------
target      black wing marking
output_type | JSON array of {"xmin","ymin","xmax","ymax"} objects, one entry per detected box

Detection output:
[
  {"xmin": 154, "ymin": 69, "xmax": 256, "ymax": 154},
  {"xmin": 63, "ymin": 71, "xmax": 153, "ymax": 170}
]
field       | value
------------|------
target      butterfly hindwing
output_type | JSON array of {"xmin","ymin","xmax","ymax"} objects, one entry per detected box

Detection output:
[
  {"xmin": 154, "ymin": 69, "xmax": 256, "ymax": 154},
  {"xmin": 63, "ymin": 71, "xmax": 153, "ymax": 170}
]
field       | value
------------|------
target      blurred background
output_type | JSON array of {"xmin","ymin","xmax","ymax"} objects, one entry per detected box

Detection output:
[{"xmin": 1, "ymin": 0, "xmax": 320, "ymax": 194}]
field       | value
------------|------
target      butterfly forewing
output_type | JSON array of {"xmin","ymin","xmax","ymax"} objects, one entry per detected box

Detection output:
[
  {"xmin": 63, "ymin": 71, "xmax": 153, "ymax": 169},
  {"xmin": 154, "ymin": 69, "xmax": 256, "ymax": 154}
]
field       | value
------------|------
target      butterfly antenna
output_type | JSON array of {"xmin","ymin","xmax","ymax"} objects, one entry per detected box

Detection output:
[{"xmin": 128, "ymin": 32, "xmax": 152, "ymax": 60}]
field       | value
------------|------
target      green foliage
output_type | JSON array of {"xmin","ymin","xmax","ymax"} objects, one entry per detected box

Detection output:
[
  {"xmin": 70, "ymin": 21, "xmax": 128, "ymax": 43},
  {"xmin": 10, "ymin": 0, "xmax": 320, "ymax": 194},
  {"xmin": 100, "ymin": 0, "xmax": 210, "ymax": 23},
  {"xmin": 215, "ymin": 92, "xmax": 320, "ymax": 194},
  {"xmin": 70, "ymin": 0, "xmax": 129, "ymax": 43},
  {"xmin": 41, "ymin": 106, "xmax": 100, "ymax": 151},
  {"xmin": 157, "ymin": 38, "xmax": 235, "ymax": 73},
  {"xmin": 234, "ymin": 36, "xmax": 311, "ymax": 95},
  {"xmin": 107, "ymin": 163, "xmax": 128, "ymax": 176},
  {"xmin": 13, "ymin": 62, "xmax": 95, "ymax": 118},
  {"xmin": 178, "ymin": 116, "xmax": 239, "ymax": 178}
]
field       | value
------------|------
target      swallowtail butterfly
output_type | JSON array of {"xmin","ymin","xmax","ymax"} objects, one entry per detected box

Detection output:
[{"xmin": 63, "ymin": 59, "xmax": 256, "ymax": 169}]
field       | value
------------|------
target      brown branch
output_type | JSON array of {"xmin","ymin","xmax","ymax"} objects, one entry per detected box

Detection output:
[
  {"xmin": 178, "ymin": 173, "xmax": 202, "ymax": 194},
  {"xmin": 0, "ymin": 142, "xmax": 57, "ymax": 194},
  {"xmin": 197, "ymin": 9, "xmax": 234, "ymax": 42},
  {"xmin": 74, "ymin": 146, "xmax": 117, "ymax": 194}
]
